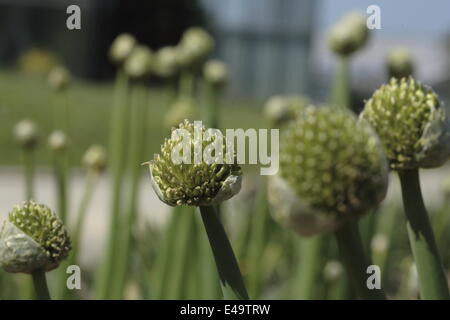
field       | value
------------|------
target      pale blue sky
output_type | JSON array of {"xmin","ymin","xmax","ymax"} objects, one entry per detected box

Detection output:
[{"xmin": 318, "ymin": 0, "xmax": 450, "ymax": 37}]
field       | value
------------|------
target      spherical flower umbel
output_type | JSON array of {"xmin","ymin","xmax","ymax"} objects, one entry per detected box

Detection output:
[
  {"xmin": 176, "ymin": 27, "xmax": 214, "ymax": 68},
  {"xmin": 360, "ymin": 77, "xmax": 450, "ymax": 170},
  {"xmin": 109, "ymin": 33, "xmax": 137, "ymax": 64},
  {"xmin": 0, "ymin": 201, "xmax": 71, "ymax": 273},
  {"xmin": 83, "ymin": 144, "xmax": 107, "ymax": 172},
  {"xmin": 48, "ymin": 66, "xmax": 71, "ymax": 91},
  {"xmin": 268, "ymin": 106, "xmax": 388, "ymax": 236},
  {"xmin": 148, "ymin": 120, "xmax": 242, "ymax": 207},
  {"xmin": 328, "ymin": 12, "xmax": 369, "ymax": 57},
  {"xmin": 14, "ymin": 119, "xmax": 39, "ymax": 149},
  {"xmin": 47, "ymin": 130, "xmax": 67, "ymax": 152},
  {"xmin": 124, "ymin": 45, "xmax": 153, "ymax": 79},
  {"xmin": 203, "ymin": 60, "xmax": 228, "ymax": 89},
  {"xmin": 264, "ymin": 95, "xmax": 311, "ymax": 127},
  {"xmin": 153, "ymin": 46, "xmax": 179, "ymax": 79}
]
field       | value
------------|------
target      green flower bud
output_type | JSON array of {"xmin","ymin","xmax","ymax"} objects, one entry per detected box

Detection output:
[
  {"xmin": 14, "ymin": 119, "xmax": 39, "ymax": 149},
  {"xmin": 264, "ymin": 95, "xmax": 311, "ymax": 127},
  {"xmin": 82, "ymin": 144, "xmax": 107, "ymax": 172},
  {"xmin": 269, "ymin": 106, "xmax": 388, "ymax": 236},
  {"xmin": 0, "ymin": 201, "xmax": 71, "ymax": 273},
  {"xmin": 109, "ymin": 33, "xmax": 137, "ymax": 64},
  {"xmin": 153, "ymin": 46, "xmax": 179, "ymax": 78},
  {"xmin": 164, "ymin": 97, "xmax": 199, "ymax": 128},
  {"xmin": 386, "ymin": 47, "xmax": 414, "ymax": 79},
  {"xmin": 328, "ymin": 12, "xmax": 369, "ymax": 56},
  {"xmin": 360, "ymin": 77, "xmax": 450, "ymax": 170},
  {"xmin": 124, "ymin": 45, "xmax": 153, "ymax": 79},
  {"xmin": 48, "ymin": 66, "xmax": 71, "ymax": 91},
  {"xmin": 176, "ymin": 27, "xmax": 214, "ymax": 68},
  {"xmin": 203, "ymin": 59, "xmax": 228, "ymax": 88},
  {"xmin": 148, "ymin": 120, "xmax": 242, "ymax": 207},
  {"xmin": 47, "ymin": 130, "xmax": 67, "ymax": 153}
]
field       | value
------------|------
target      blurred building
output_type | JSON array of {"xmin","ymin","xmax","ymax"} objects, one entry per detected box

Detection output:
[{"xmin": 202, "ymin": 0, "xmax": 317, "ymax": 99}]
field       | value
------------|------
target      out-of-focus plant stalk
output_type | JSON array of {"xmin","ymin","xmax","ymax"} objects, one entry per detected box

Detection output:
[
  {"xmin": 96, "ymin": 68, "xmax": 130, "ymax": 299},
  {"xmin": 112, "ymin": 83, "xmax": 149, "ymax": 299},
  {"xmin": 334, "ymin": 222, "xmax": 386, "ymax": 300},
  {"xmin": 295, "ymin": 235, "xmax": 327, "ymax": 299},
  {"xmin": 329, "ymin": 56, "xmax": 350, "ymax": 110},
  {"xmin": 247, "ymin": 177, "xmax": 271, "ymax": 299},
  {"xmin": 398, "ymin": 169, "xmax": 450, "ymax": 299}
]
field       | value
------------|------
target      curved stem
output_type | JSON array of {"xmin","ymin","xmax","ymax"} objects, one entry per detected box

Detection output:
[
  {"xmin": 31, "ymin": 270, "xmax": 50, "ymax": 300},
  {"xmin": 398, "ymin": 169, "xmax": 450, "ymax": 299},
  {"xmin": 199, "ymin": 205, "xmax": 249, "ymax": 300},
  {"xmin": 334, "ymin": 221, "xmax": 386, "ymax": 300}
]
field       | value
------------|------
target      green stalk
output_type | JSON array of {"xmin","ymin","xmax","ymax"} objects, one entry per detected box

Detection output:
[
  {"xmin": 31, "ymin": 270, "xmax": 51, "ymax": 300},
  {"xmin": 112, "ymin": 83, "xmax": 149, "ymax": 299},
  {"xmin": 334, "ymin": 221, "xmax": 386, "ymax": 300},
  {"xmin": 96, "ymin": 68, "xmax": 130, "ymax": 299},
  {"xmin": 56, "ymin": 169, "xmax": 99, "ymax": 299},
  {"xmin": 197, "ymin": 216, "xmax": 222, "ymax": 299},
  {"xmin": 23, "ymin": 149, "xmax": 35, "ymax": 200},
  {"xmin": 165, "ymin": 207, "xmax": 197, "ymax": 299},
  {"xmin": 397, "ymin": 169, "xmax": 450, "ymax": 299},
  {"xmin": 152, "ymin": 207, "xmax": 183, "ymax": 299},
  {"xmin": 329, "ymin": 56, "xmax": 350, "ymax": 110},
  {"xmin": 199, "ymin": 205, "xmax": 249, "ymax": 300},
  {"xmin": 295, "ymin": 235, "xmax": 327, "ymax": 299},
  {"xmin": 180, "ymin": 71, "xmax": 194, "ymax": 99},
  {"xmin": 246, "ymin": 177, "xmax": 271, "ymax": 299},
  {"xmin": 203, "ymin": 81, "xmax": 219, "ymax": 129}
]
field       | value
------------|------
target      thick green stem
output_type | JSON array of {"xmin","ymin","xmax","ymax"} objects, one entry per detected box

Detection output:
[
  {"xmin": 96, "ymin": 68, "xmax": 130, "ymax": 299},
  {"xmin": 398, "ymin": 169, "xmax": 450, "ymax": 299},
  {"xmin": 334, "ymin": 222, "xmax": 386, "ymax": 300},
  {"xmin": 31, "ymin": 270, "xmax": 50, "ymax": 300},
  {"xmin": 247, "ymin": 177, "xmax": 270, "ymax": 299},
  {"xmin": 112, "ymin": 83, "xmax": 149, "ymax": 299},
  {"xmin": 329, "ymin": 56, "xmax": 350, "ymax": 111},
  {"xmin": 165, "ymin": 207, "xmax": 197, "ymax": 299},
  {"xmin": 199, "ymin": 205, "xmax": 249, "ymax": 300},
  {"xmin": 295, "ymin": 235, "xmax": 327, "ymax": 299},
  {"xmin": 152, "ymin": 206, "xmax": 183, "ymax": 299}
]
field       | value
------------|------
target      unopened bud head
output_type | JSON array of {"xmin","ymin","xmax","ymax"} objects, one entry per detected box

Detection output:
[
  {"xmin": 109, "ymin": 33, "xmax": 137, "ymax": 64},
  {"xmin": 14, "ymin": 119, "xmax": 39, "ymax": 149}
]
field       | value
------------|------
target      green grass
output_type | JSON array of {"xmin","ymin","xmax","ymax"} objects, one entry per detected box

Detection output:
[{"xmin": 0, "ymin": 70, "xmax": 266, "ymax": 167}]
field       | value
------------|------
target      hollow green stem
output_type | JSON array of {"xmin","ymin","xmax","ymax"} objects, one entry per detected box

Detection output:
[
  {"xmin": 334, "ymin": 221, "xmax": 386, "ymax": 300},
  {"xmin": 329, "ymin": 56, "xmax": 350, "ymax": 110},
  {"xmin": 199, "ymin": 205, "xmax": 249, "ymax": 300},
  {"xmin": 31, "ymin": 270, "xmax": 50, "ymax": 300},
  {"xmin": 398, "ymin": 169, "xmax": 450, "ymax": 299},
  {"xmin": 96, "ymin": 68, "xmax": 130, "ymax": 299},
  {"xmin": 112, "ymin": 83, "xmax": 149, "ymax": 299},
  {"xmin": 180, "ymin": 71, "xmax": 194, "ymax": 99}
]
